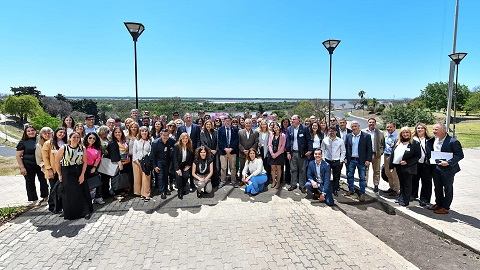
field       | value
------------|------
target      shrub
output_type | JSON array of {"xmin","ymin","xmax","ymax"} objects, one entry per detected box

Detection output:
[
  {"xmin": 30, "ymin": 113, "xmax": 61, "ymax": 130},
  {"xmin": 382, "ymin": 104, "xmax": 434, "ymax": 127}
]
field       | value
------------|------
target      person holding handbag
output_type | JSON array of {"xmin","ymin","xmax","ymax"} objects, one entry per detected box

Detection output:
[
  {"xmin": 107, "ymin": 127, "xmax": 131, "ymax": 199},
  {"xmin": 389, "ymin": 127, "xmax": 421, "ymax": 207},
  {"xmin": 42, "ymin": 127, "xmax": 67, "ymax": 213},
  {"xmin": 55, "ymin": 132, "xmax": 93, "ymax": 220},
  {"xmin": 132, "ymin": 126, "xmax": 152, "ymax": 202},
  {"xmin": 83, "ymin": 132, "xmax": 103, "ymax": 204}
]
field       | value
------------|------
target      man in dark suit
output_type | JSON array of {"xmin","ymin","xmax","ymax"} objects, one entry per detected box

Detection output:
[
  {"xmin": 176, "ymin": 113, "xmax": 201, "ymax": 149},
  {"xmin": 217, "ymin": 117, "xmax": 239, "ymax": 188},
  {"xmin": 426, "ymin": 123, "xmax": 464, "ymax": 214},
  {"xmin": 344, "ymin": 120, "xmax": 372, "ymax": 202},
  {"xmin": 238, "ymin": 118, "xmax": 259, "ymax": 187},
  {"xmin": 286, "ymin": 115, "xmax": 312, "ymax": 191},
  {"xmin": 337, "ymin": 118, "xmax": 352, "ymax": 140},
  {"xmin": 306, "ymin": 148, "xmax": 334, "ymax": 206}
]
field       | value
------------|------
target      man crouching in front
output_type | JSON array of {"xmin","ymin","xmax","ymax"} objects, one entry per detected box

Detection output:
[{"xmin": 303, "ymin": 148, "xmax": 334, "ymax": 206}]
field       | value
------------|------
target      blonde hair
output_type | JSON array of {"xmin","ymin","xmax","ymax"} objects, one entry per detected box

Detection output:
[
  {"xmin": 178, "ymin": 132, "xmax": 193, "ymax": 152},
  {"xmin": 395, "ymin": 127, "xmax": 414, "ymax": 145},
  {"xmin": 38, "ymin": 127, "xmax": 53, "ymax": 146}
]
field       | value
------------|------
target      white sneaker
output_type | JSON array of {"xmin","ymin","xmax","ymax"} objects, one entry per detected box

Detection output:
[{"xmin": 94, "ymin": 198, "xmax": 105, "ymax": 205}]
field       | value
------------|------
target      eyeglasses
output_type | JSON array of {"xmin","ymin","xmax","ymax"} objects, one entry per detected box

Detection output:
[
  {"xmin": 330, "ymin": 119, "xmax": 336, "ymax": 122},
  {"xmin": 88, "ymin": 137, "xmax": 96, "ymax": 140}
]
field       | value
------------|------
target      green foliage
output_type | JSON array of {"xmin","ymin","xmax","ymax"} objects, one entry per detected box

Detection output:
[
  {"xmin": 10, "ymin": 86, "xmax": 45, "ymax": 100},
  {"xmin": 382, "ymin": 103, "xmax": 434, "ymax": 127},
  {"xmin": 0, "ymin": 206, "xmax": 27, "ymax": 216},
  {"xmin": 290, "ymin": 101, "xmax": 316, "ymax": 119},
  {"xmin": 464, "ymin": 86, "xmax": 480, "ymax": 114},
  {"xmin": 419, "ymin": 81, "xmax": 470, "ymax": 111},
  {"xmin": 30, "ymin": 112, "xmax": 62, "ymax": 130},
  {"xmin": 68, "ymin": 99, "xmax": 99, "ymax": 123},
  {"xmin": 3, "ymin": 95, "xmax": 43, "ymax": 123}
]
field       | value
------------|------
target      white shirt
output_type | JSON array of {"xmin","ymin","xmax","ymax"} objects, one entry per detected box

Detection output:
[
  {"xmin": 242, "ymin": 158, "xmax": 266, "ymax": 177},
  {"xmin": 321, "ymin": 136, "xmax": 346, "ymax": 162},
  {"xmin": 313, "ymin": 134, "xmax": 321, "ymax": 149},
  {"xmin": 414, "ymin": 137, "xmax": 427, "ymax": 163},
  {"xmin": 132, "ymin": 139, "xmax": 151, "ymax": 161},
  {"xmin": 365, "ymin": 128, "xmax": 376, "ymax": 152},
  {"xmin": 293, "ymin": 126, "xmax": 299, "ymax": 151},
  {"xmin": 434, "ymin": 136, "xmax": 446, "ymax": 151},
  {"xmin": 339, "ymin": 129, "xmax": 348, "ymax": 140}
]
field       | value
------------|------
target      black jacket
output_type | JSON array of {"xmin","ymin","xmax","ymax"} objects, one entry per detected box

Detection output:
[{"xmin": 389, "ymin": 140, "xmax": 421, "ymax": 175}]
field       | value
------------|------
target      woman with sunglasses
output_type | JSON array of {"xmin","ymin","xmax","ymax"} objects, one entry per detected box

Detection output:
[
  {"xmin": 213, "ymin": 118, "xmax": 222, "ymax": 130},
  {"xmin": 42, "ymin": 127, "xmax": 67, "ymax": 213},
  {"xmin": 16, "ymin": 125, "xmax": 49, "ymax": 206},
  {"xmin": 84, "ymin": 132, "xmax": 103, "ymax": 204}
]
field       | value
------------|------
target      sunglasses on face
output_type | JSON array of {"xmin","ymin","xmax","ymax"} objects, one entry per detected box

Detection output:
[{"xmin": 88, "ymin": 137, "xmax": 96, "ymax": 140}]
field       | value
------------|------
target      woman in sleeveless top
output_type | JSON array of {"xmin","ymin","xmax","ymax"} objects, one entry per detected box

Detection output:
[
  {"xmin": 191, "ymin": 146, "xmax": 214, "ymax": 198},
  {"xmin": 268, "ymin": 122, "xmax": 286, "ymax": 189},
  {"xmin": 55, "ymin": 132, "xmax": 93, "ymax": 220}
]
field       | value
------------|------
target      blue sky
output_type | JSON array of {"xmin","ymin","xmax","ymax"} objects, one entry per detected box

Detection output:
[{"xmin": 1, "ymin": 1, "xmax": 478, "ymax": 100}]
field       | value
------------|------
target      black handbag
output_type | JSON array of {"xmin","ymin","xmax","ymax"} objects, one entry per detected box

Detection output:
[
  {"xmin": 111, "ymin": 172, "xmax": 130, "ymax": 190},
  {"xmin": 381, "ymin": 164, "xmax": 389, "ymax": 182},
  {"xmin": 140, "ymin": 155, "xmax": 152, "ymax": 175},
  {"xmin": 87, "ymin": 173, "xmax": 102, "ymax": 189}
]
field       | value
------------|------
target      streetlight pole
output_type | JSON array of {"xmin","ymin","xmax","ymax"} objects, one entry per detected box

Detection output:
[
  {"xmin": 448, "ymin": 52, "xmax": 467, "ymax": 138},
  {"xmin": 322, "ymin": 40, "xmax": 341, "ymax": 123},
  {"xmin": 124, "ymin": 22, "xmax": 145, "ymax": 110}
]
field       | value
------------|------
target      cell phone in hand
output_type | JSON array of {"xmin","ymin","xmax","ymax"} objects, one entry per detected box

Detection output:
[{"xmin": 435, "ymin": 159, "xmax": 445, "ymax": 164}]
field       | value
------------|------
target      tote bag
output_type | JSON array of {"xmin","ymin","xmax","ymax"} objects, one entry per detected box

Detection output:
[{"xmin": 97, "ymin": 157, "xmax": 119, "ymax": 176}]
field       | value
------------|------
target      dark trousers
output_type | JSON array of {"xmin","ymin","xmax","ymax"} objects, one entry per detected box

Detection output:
[
  {"xmin": 281, "ymin": 152, "xmax": 291, "ymax": 184},
  {"xmin": 262, "ymin": 156, "xmax": 272, "ymax": 184},
  {"xmin": 48, "ymin": 174, "xmax": 63, "ymax": 213},
  {"xmin": 24, "ymin": 164, "xmax": 48, "ymax": 201},
  {"xmin": 158, "ymin": 162, "xmax": 170, "ymax": 194},
  {"xmin": 395, "ymin": 165, "xmax": 413, "ymax": 204},
  {"xmin": 99, "ymin": 173, "xmax": 111, "ymax": 198},
  {"xmin": 411, "ymin": 162, "xmax": 432, "ymax": 202},
  {"xmin": 432, "ymin": 167, "xmax": 455, "ymax": 210},
  {"xmin": 326, "ymin": 160, "xmax": 342, "ymax": 191},
  {"xmin": 176, "ymin": 170, "xmax": 191, "ymax": 195}
]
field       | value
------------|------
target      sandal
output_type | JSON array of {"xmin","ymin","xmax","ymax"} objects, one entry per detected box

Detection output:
[{"xmin": 144, "ymin": 197, "xmax": 150, "ymax": 202}]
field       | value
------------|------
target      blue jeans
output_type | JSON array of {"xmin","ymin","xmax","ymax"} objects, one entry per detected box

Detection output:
[
  {"xmin": 304, "ymin": 180, "xmax": 334, "ymax": 206},
  {"xmin": 245, "ymin": 174, "xmax": 268, "ymax": 195},
  {"xmin": 347, "ymin": 159, "xmax": 367, "ymax": 194}
]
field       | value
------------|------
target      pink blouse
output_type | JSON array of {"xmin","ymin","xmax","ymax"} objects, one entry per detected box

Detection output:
[{"xmin": 86, "ymin": 146, "xmax": 102, "ymax": 166}]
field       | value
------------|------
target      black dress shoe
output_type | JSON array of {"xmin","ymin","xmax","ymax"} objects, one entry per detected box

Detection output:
[
  {"xmin": 333, "ymin": 190, "xmax": 338, "ymax": 197},
  {"xmin": 178, "ymin": 193, "xmax": 183, "ymax": 200},
  {"xmin": 197, "ymin": 190, "xmax": 202, "ymax": 198},
  {"xmin": 161, "ymin": 193, "xmax": 167, "ymax": 199},
  {"xmin": 419, "ymin": 200, "xmax": 427, "ymax": 206},
  {"xmin": 233, "ymin": 182, "xmax": 239, "ymax": 188},
  {"xmin": 373, "ymin": 185, "xmax": 379, "ymax": 193},
  {"xmin": 288, "ymin": 186, "xmax": 297, "ymax": 191},
  {"xmin": 300, "ymin": 188, "xmax": 307, "ymax": 194},
  {"xmin": 165, "ymin": 191, "xmax": 172, "ymax": 196},
  {"xmin": 84, "ymin": 213, "xmax": 91, "ymax": 220}
]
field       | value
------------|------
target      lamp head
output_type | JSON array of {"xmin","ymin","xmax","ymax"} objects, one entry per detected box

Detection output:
[
  {"xmin": 448, "ymin": 52, "xmax": 467, "ymax": 64},
  {"xmin": 323, "ymin": 39, "xmax": 341, "ymax": 54},
  {"xmin": 124, "ymin": 22, "xmax": 145, "ymax": 42}
]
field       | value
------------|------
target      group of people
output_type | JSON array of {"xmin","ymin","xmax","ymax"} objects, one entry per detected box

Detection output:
[{"xmin": 16, "ymin": 108, "xmax": 464, "ymax": 220}]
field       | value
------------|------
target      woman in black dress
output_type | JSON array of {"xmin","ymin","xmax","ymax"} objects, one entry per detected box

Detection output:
[
  {"xmin": 268, "ymin": 122, "xmax": 286, "ymax": 189},
  {"xmin": 200, "ymin": 119, "xmax": 219, "ymax": 188},
  {"xmin": 55, "ymin": 132, "xmax": 93, "ymax": 220},
  {"xmin": 16, "ymin": 125, "xmax": 49, "ymax": 205},
  {"xmin": 191, "ymin": 146, "xmax": 214, "ymax": 198}
]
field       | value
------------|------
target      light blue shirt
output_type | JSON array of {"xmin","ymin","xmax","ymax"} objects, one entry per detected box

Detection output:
[
  {"xmin": 352, "ymin": 132, "xmax": 361, "ymax": 158},
  {"xmin": 384, "ymin": 131, "xmax": 398, "ymax": 155}
]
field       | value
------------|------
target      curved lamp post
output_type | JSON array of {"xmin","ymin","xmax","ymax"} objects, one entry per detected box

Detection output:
[
  {"xmin": 322, "ymin": 39, "xmax": 341, "ymax": 123},
  {"xmin": 448, "ymin": 52, "xmax": 467, "ymax": 138},
  {"xmin": 124, "ymin": 22, "xmax": 145, "ymax": 109}
]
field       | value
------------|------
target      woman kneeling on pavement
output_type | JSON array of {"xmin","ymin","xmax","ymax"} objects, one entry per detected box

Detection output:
[
  {"xmin": 242, "ymin": 148, "xmax": 267, "ymax": 197},
  {"xmin": 191, "ymin": 146, "xmax": 214, "ymax": 198},
  {"xmin": 55, "ymin": 132, "xmax": 93, "ymax": 220}
]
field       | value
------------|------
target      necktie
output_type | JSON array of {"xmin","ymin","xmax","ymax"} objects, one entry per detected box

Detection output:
[{"xmin": 227, "ymin": 128, "xmax": 231, "ymax": 146}]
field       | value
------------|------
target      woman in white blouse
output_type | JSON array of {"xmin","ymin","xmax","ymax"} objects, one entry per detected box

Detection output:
[
  {"xmin": 132, "ymin": 126, "xmax": 152, "ymax": 201},
  {"xmin": 242, "ymin": 148, "xmax": 267, "ymax": 197},
  {"xmin": 257, "ymin": 120, "xmax": 271, "ymax": 185},
  {"xmin": 309, "ymin": 122, "xmax": 323, "ymax": 161}
]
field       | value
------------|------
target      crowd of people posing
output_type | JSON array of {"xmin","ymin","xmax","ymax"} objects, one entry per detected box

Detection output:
[{"xmin": 16, "ymin": 108, "xmax": 464, "ymax": 220}]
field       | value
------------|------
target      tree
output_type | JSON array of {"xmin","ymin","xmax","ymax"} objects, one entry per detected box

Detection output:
[
  {"xmin": 68, "ymin": 98, "xmax": 99, "ymax": 122},
  {"xmin": 310, "ymin": 99, "xmax": 328, "ymax": 119},
  {"xmin": 289, "ymin": 101, "xmax": 316, "ymax": 120},
  {"xmin": 419, "ymin": 82, "xmax": 470, "ymax": 111},
  {"xmin": 358, "ymin": 90, "xmax": 367, "ymax": 110},
  {"xmin": 382, "ymin": 103, "xmax": 434, "ymax": 127},
  {"xmin": 10, "ymin": 86, "xmax": 45, "ymax": 100},
  {"xmin": 54, "ymin": 93, "xmax": 68, "ymax": 102},
  {"xmin": 348, "ymin": 100, "xmax": 359, "ymax": 109},
  {"xmin": 30, "ymin": 112, "xmax": 62, "ymax": 130},
  {"xmin": 464, "ymin": 86, "xmax": 480, "ymax": 114},
  {"xmin": 4, "ymin": 95, "xmax": 43, "ymax": 123},
  {"xmin": 40, "ymin": 97, "xmax": 72, "ymax": 118},
  {"xmin": 358, "ymin": 90, "xmax": 366, "ymax": 99}
]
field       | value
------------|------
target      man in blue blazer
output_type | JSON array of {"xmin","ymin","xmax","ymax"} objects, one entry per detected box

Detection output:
[
  {"xmin": 426, "ymin": 123, "xmax": 464, "ymax": 214},
  {"xmin": 176, "ymin": 113, "xmax": 201, "ymax": 149},
  {"xmin": 286, "ymin": 115, "xmax": 313, "ymax": 191},
  {"xmin": 343, "ymin": 121, "xmax": 372, "ymax": 202},
  {"xmin": 305, "ymin": 149, "xmax": 334, "ymax": 206},
  {"xmin": 217, "ymin": 117, "xmax": 239, "ymax": 188}
]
